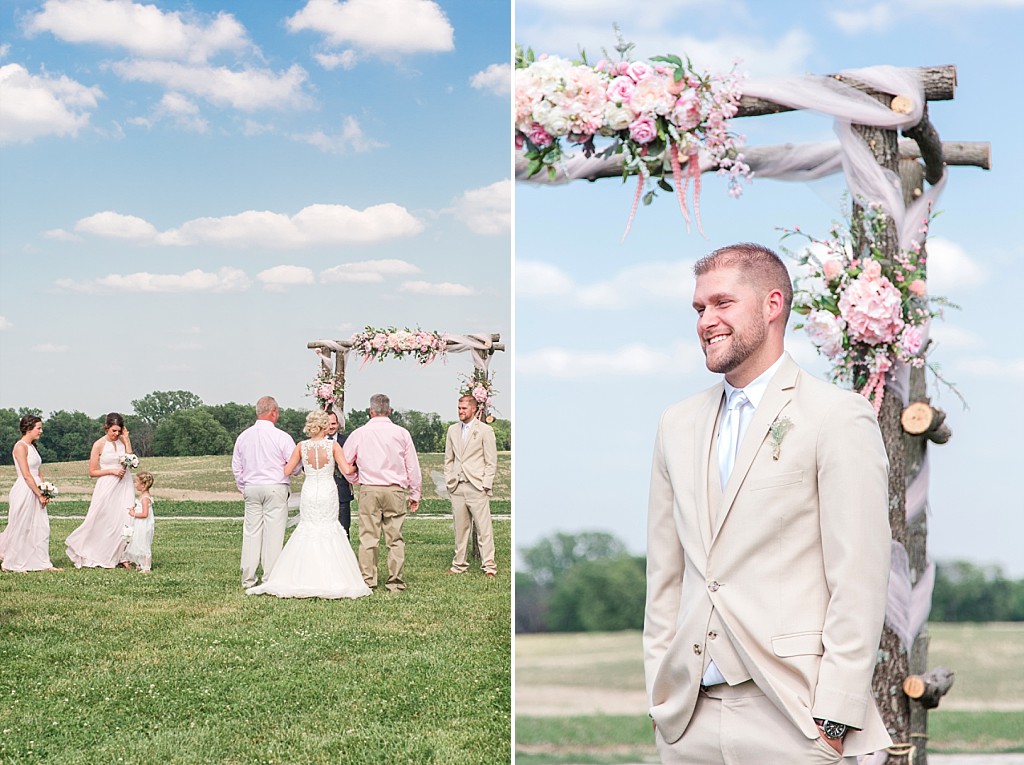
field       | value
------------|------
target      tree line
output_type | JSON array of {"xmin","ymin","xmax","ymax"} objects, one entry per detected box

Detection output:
[
  {"xmin": 515, "ymin": 531, "xmax": 1024, "ymax": 633},
  {"xmin": 0, "ymin": 390, "xmax": 512, "ymax": 464}
]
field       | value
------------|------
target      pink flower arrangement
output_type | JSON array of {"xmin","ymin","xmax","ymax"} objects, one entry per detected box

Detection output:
[
  {"xmin": 783, "ymin": 203, "xmax": 944, "ymax": 413},
  {"xmin": 459, "ymin": 369, "xmax": 498, "ymax": 420},
  {"xmin": 350, "ymin": 326, "xmax": 447, "ymax": 366},
  {"xmin": 515, "ymin": 42, "xmax": 749, "ymax": 234},
  {"xmin": 308, "ymin": 366, "xmax": 343, "ymax": 411}
]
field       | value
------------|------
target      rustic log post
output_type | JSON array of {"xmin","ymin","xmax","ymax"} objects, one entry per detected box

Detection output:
[
  {"xmin": 904, "ymin": 668, "xmax": 955, "ymax": 710},
  {"xmin": 853, "ymin": 105, "xmax": 913, "ymax": 760}
]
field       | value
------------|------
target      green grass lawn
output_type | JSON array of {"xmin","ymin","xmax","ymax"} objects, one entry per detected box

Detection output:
[
  {"xmin": 1, "ymin": 518, "xmax": 511, "ymax": 764},
  {"xmin": 515, "ymin": 626, "xmax": 1024, "ymax": 764},
  {"xmin": 0, "ymin": 452, "xmax": 512, "ymax": 503}
]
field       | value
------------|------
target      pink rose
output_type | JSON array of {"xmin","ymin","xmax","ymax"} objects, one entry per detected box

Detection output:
[
  {"xmin": 669, "ymin": 91, "xmax": 702, "ymax": 130},
  {"xmin": 822, "ymin": 259, "xmax": 843, "ymax": 281},
  {"xmin": 527, "ymin": 124, "xmax": 553, "ymax": 148},
  {"xmin": 628, "ymin": 115, "xmax": 658, "ymax": 144},
  {"xmin": 607, "ymin": 76, "xmax": 636, "ymax": 105},
  {"xmin": 899, "ymin": 324, "xmax": 924, "ymax": 356},
  {"xmin": 908, "ymin": 279, "xmax": 926, "ymax": 297},
  {"xmin": 862, "ymin": 260, "xmax": 882, "ymax": 279}
]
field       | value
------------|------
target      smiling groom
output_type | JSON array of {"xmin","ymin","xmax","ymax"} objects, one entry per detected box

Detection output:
[{"xmin": 644, "ymin": 243, "xmax": 893, "ymax": 764}]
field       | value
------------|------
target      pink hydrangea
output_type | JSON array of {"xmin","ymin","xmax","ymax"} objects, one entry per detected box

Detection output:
[{"xmin": 838, "ymin": 271, "xmax": 905, "ymax": 345}]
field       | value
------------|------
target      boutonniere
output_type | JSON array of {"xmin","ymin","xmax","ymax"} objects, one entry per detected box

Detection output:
[{"xmin": 769, "ymin": 416, "xmax": 794, "ymax": 461}]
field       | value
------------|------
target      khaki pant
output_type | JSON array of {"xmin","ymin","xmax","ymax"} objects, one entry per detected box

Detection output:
[
  {"xmin": 449, "ymin": 482, "xmax": 496, "ymax": 574},
  {"xmin": 656, "ymin": 681, "xmax": 856, "ymax": 765},
  {"xmin": 240, "ymin": 484, "xmax": 288, "ymax": 589},
  {"xmin": 357, "ymin": 485, "xmax": 407, "ymax": 591}
]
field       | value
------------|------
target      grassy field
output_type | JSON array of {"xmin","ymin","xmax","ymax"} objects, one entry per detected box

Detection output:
[
  {"xmin": 1, "ymin": 518, "xmax": 511, "ymax": 764},
  {"xmin": 515, "ymin": 625, "xmax": 1024, "ymax": 764},
  {"xmin": 0, "ymin": 452, "xmax": 512, "ymax": 504}
]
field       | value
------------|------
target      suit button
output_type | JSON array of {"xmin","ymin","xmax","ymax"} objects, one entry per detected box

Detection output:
[
  {"xmin": 708, "ymin": 631, "xmax": 718, "ymax": 640},
  {"xmin": 708, "ymin": 581, "xmax": 720, "ymax": 592},
  {"xmin": 693, "ymin": 644, "xmax": 702, "ymax": 655}
]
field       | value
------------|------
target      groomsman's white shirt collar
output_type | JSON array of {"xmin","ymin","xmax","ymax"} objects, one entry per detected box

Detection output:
[
  {"xmin": 461, "ymin": 419, "xmax": 476, "ymax": 440},
  {"xmin": 722, "ymin": 351, "xmax": 787, "ymax": 413}
]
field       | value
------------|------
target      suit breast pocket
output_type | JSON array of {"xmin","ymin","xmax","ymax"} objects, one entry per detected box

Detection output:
[{"xmin": 747, "ymin": 469, "xmax": 804, "ymax": 491}]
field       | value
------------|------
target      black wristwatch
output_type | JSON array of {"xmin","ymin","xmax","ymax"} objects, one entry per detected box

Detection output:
[{"xmin": 814, "ymin": 718, "xmax": 848, "ymax": 740}]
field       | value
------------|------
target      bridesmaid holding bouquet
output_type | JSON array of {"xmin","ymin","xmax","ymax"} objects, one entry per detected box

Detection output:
[
  {"xmin": 66, "ymin": 412, "xmax": 137, "ymax": 568},
  {"xmin": 0, "ymin": 415, "xmax": 61, "ymax": 572}
]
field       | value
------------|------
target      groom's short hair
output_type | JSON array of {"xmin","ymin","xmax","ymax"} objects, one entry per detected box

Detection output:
[
  {"xmin": 369, "ymin": 394, "xmax": 391, "ymax": 415},
  {"xmin": 694, "ymin": 242, "xmax": 793, "ymax": 325}
]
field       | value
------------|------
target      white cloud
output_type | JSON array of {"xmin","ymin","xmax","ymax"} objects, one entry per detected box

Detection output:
[
  {"xmin": 75, "ymin": 210, "xmax": 159, "ymax": 240},
  {"xmin": 928, "ymin": 323, "xmax": 981, "ymax": 350},
  {"xmin": 70, "ymin": 204, "xmax": 423, "ymax": 248},
  {"xmin": 110, "ymin": 60, "xmax": 312, "ymax": 112},
  {"xmin": 0, "ymin": 316, "xmax": 12, "ymax": 330},
  {"xmin": 926, "ymin": 237, "xmax": 988, "ymax": 294},
  {"xmin": 314, "ymin": 51, "xmax": 357, "ymax": 70},
  {"xmin": 829, "ymin": 4, "xmax": 893, "ymax": 34},
  {"xmin": 0, "ymin": 44, "xmax": 10, "ymax": 59},
  {"xmin": 55, "ymin": 266, "xmax": 251, "ymax": 293},
  {"xmin": 0, "ymin": 63, "xmax": 103, "ymax": 144},
  {"xmin": 24, "ymin": 0, "xmax": 250, "ymax": 63},
  {"xmin": 471, "ymin": 63, "xmax": 511, "ymax": 96},
  {"xmin": 34, "ymin": 343, "xmax": 70, "ymax": 352},
  {"xmin": 453, "ymin": 180, "xmax": 511, "ymax": 235},
  {"xmin": 286, "ymin": 0, "xmax": 454, "ymax": 57},
  {"xmin": 43, "ymin": 228, "xmax": 82, "ymax": 241},
  {"xmin": 516, "ymin": 258, "xmax": 696, "ymax": 309},
  {"xmin": 400, "ymin": 280, "xmax": 475, "ymax": 296},
  {"xmin": 293, "ymin": 116, "xmax": 384, "ymax": 153},
  {"xmin": 130, "ymin": 91, "xmax": 208, "ymax": 132},
  {"xmin": 953, "ymin": 356, "xmax": 1024, "ymax": 381},
  {"xmin": 257, "ymin": 265, "xmax": 316, "ymax": 291},
  {"xmin": 320, "ymin": 259, "xmax": 420, "ymax": 283},
  {"xmin": 517, "ymin": 341, "xmax": 700, "ymax": 379}
]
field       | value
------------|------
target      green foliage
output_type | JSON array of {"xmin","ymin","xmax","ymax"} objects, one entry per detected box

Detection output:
[
  {"xmin": 931, "ymin": 560, "xmax": 1024, "ymax": 621},
  {"xmin": 0, "ymin": 518, "xmax": 510, "ymax": 764},
  {"xmin": 275, "ymin": 407, "xmax": 310, "ymax": 443},
  {"xmin": 547, "ymin": 555, "xmax": 646, "ymax": 632},
  {"xmin": 517, "ymin": 532, "xmax": 642, "ymax": 633},
  {"xmin": 391, "ymin": 409, "xmax": 447, "ymax": 453},
  {"xmin": 0, "ymin": 408, "xmax": 42, "ymax": 465},
  {"xmin": 202, "ymin": 402, "xmax": 255, "ymax": 441},
  {"xmin": 131, "ymin": 390, "xmax": 203, "ymax": 425},
  {"xmin": 35, "ymin": 410, "xmax": 101, "ymax": 463},
  {"xmin": 152, "ymin": 409, "xmax": 233, "ymax": 457},
  {"xmin": 491, "ymin": 418, "xmax": 512, "ymax": 451}
]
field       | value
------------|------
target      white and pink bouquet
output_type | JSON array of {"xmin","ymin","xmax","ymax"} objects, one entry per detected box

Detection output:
[
  {"xmin": 350, "ymin": 326, "xmax": 447, "ymax": 366},
  {"xmin": 783, "ymin": 203, "xmax": 950, "ymax": 413},
  {"xmin": 516, "ymin": 37, "xmax": 749, "ymax": 235},
  {"xmin": 307, "ymin": 366, "xmax": 342, "ymax": 411},
  {"xmin": 38, "ymin": 481, "xmax": 59, "ymax": 499},
  {"xmin": 121, "ymin": 524, "xmax": 134, "ymax": 543},
  {"xmin": 120, "ymin": 453, "xmax": 140, "ymax": 470},
  {"xmin": 459, "ymin": 370, "xmax": 498, "ymax": 421}
]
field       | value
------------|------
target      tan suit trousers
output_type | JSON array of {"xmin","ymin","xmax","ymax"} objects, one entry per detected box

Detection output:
[
  {"xmin": 240, "ymin": 484, "xmax": 288, "ymax": 589},
  {"xmin": 357, "ymin": 485, "xmax": 407, "ymax": 592},
  {"xmin": 449, "ymin": 482, "xmax": 496, "ymax": 574},
  {"xmin": 655, "ymin": 681, "xmax": 856, "ymax": 765}
]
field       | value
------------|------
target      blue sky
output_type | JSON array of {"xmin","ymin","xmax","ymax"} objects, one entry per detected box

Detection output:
[
  {"xmin": 515, "ymin": 0, "xmax": 1024, "ymax": 575},
  {"xmin": 0, "ymin": 0, "xmax": 511, "ymax": 423}
]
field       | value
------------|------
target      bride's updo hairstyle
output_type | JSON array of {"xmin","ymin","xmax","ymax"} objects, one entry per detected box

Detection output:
[
  {"xmin": 303, "ymin": 410, "xmax": 330, "ymax": 437},
  {"xmin": 19, "ymin": 415, "xmax": 42, "ymax": 434},
  {"xmin": 104, "ymin": 412, "xmax": 125, "ymax": 431}
]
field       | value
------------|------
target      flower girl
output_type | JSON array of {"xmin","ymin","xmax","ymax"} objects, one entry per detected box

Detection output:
[{"xmin": 123, "ymin": 471, "xmax": 155, "ymax": 572}]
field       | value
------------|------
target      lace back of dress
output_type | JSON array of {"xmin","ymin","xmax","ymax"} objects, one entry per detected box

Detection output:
[{"xmin": 301, "ymin": 440, "xmax": 334, "ymax": 472}]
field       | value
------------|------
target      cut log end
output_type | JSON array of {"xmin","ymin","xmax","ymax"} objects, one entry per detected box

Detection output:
[
  {"xmin": 901, "ymin": 400, "xmax": 948, "ymax": 438},
  {"xmin": 891, "ymin": 95, "xmax": 914, "ymax": 114},
  {"xmin": 903, "ymin": 667, "xmax": 955, "ymax": 709}
]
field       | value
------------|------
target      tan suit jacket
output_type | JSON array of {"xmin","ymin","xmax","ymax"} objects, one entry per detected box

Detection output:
[
  {"xmin": 444, "ymin": 420, "xmax": 497, "ymax": 494},
  {"xmin": 643, "ymin": 354, "xmax": 892, "ymax": 755}
]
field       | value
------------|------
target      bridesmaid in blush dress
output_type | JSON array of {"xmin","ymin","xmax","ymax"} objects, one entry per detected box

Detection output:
[
  {"xmin": 66, "ymin": 412, "xmax": 136, "ymax": 569},
  {"xmin": 0, "ymin": 415, "xmax": 61, "ymax": 572}
]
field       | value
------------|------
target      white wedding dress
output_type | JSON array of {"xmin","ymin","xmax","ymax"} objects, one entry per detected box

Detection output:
[{"xmin": 246, "ymin": 440, "xmax": 371, "ymax": 599}]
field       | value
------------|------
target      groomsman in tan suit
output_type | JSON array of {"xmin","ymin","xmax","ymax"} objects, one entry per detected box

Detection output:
[
  {"xmin": 644, "ymin": 243, "xmax": 892, "ymax": 764},
  {"xmin": 443, "ymin": 395, "xmax": 498, "ymax": 577}
]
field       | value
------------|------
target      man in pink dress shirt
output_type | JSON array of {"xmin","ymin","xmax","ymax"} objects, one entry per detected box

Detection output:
[
  {"xmin": 232, "ymin": 396, "xmax": 297, "ymax": 589},
  {"xmin": 343, "ymin": 393, "xmax": 422, "ymax": 593}
]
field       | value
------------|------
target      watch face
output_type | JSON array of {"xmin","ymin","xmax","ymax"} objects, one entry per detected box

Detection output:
[{"xmin": 821, "ymin": 720, "xmax": 848, "ymax": 739}]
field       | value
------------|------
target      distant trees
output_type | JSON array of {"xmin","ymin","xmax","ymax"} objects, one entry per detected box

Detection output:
[
  {"xmin": 931, "ymin": 560, "xmax": 1024, "ymax": 622},
  {"xmin": 0, "ymin": 392, "xmax": 510, "ymax": 463},
  {"xmin": 516, "ymin": 532, "xmax": 646, "ymax": 633}
]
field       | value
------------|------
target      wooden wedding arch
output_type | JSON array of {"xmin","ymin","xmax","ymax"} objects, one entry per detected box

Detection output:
[{"xmin": 518, "ymin": 63, "xmax": 989, "ymax": 765}]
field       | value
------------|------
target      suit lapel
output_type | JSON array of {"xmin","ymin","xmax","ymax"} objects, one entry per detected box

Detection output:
[
  {"xmin": 696, "ymin": 384, "xmax": 725, "ymax": 553},
  {"xmin": 713, "ymin": 356, "xmax": 800, "ymax": 539}
]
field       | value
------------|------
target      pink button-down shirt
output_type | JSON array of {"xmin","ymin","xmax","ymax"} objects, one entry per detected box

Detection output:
[
  {"xmin": 232, "ymin": 420, "xmax": 297, "ymax": 491},
  {"xmin": 343, "ymin": 416, "xmax": 422, "ymax": 501}
]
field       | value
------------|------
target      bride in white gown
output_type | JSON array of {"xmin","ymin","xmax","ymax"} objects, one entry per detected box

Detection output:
[{"xmin": 247, "ymin": 410, "xmax": 371, "ymax": 600}]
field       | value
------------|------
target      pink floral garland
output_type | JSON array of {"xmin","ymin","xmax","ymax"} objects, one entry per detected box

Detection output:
[
  {"xmin": 349, "ymin": 326, "xmax": 448, "ymax": 368},
  {"xmin": 515, "ymin": 46, "xmax": 748, "ymax": 237}
]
